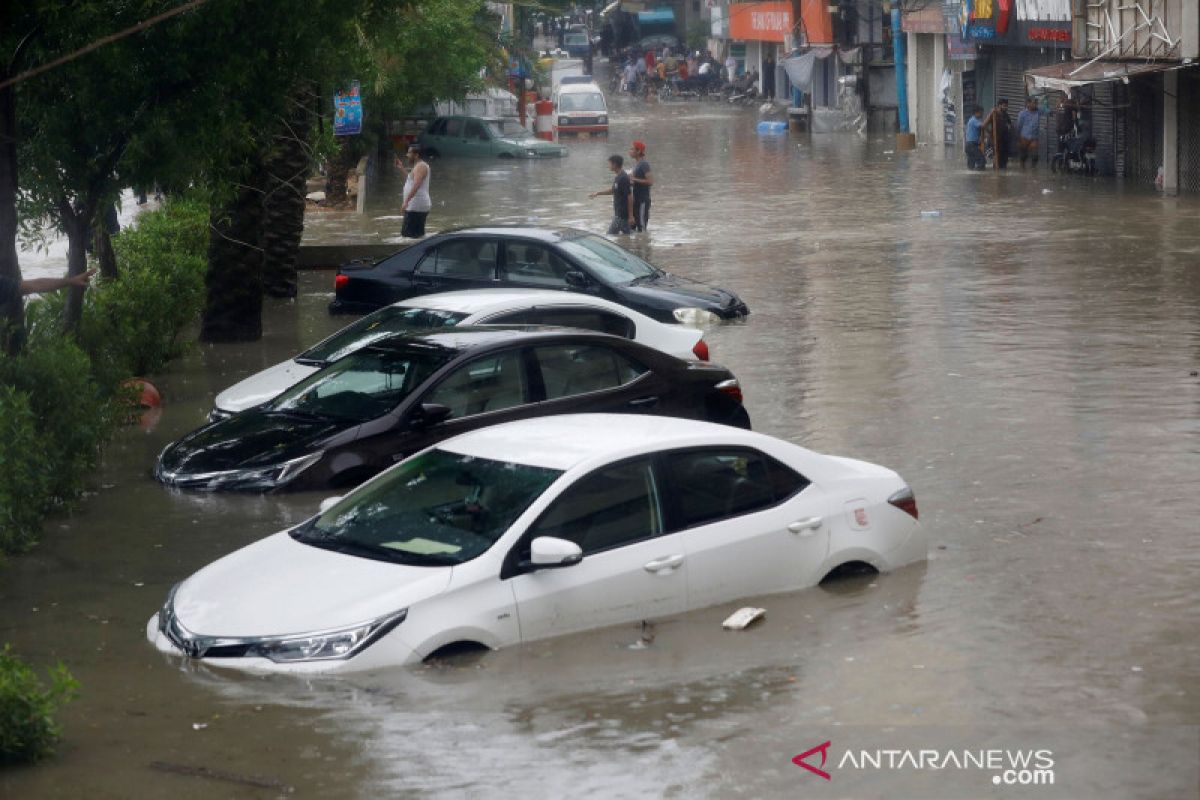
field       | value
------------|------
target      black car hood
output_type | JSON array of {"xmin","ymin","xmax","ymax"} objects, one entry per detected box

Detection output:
[
  {"xmin": 158, "ymin": 411, "xmax": 351, "ymax": 477},
  {"xmin": 620, "ymin": 272, "xmax": 741, "ymax": 312}
]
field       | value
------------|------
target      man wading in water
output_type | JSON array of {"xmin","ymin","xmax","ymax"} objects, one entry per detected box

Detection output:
[
  {"xmin": 589, "ymin": 154, "xmax": 634, "ymax": 235},
  {"xmin": 396, "ymin": 144, "xmax": 432, "ymax": 238},
  {"xmin": 629, "ymin": 140, "xmax": 653, "ymax": 232}
]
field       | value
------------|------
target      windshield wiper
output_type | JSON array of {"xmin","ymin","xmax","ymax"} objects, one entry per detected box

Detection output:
[
  {"xmin": 628, "ymin": 271, "xmax": 662, "ymax": 285},
  {"xmin": 264, "ymin": 408, "xmax": 341, "ymax": 422},
  {"xmin": 293, "ymin": 356, "xmax": 327, "ymax": 367}
]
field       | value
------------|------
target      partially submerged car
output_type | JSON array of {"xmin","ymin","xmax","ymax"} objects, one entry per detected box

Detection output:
[
  {"xmin": 148, "ymin": 414, "xmax": 925, "ymax": 672},
  {"xmin": 156, "ymin": 327, "xmax": 749, "ymax": 492},
  {"xmin": 213, "ymin": 289, "xmax": 712, "ymax": 418},
  {"xmin": 554, "ymin": 80, "xmax": 608, "ymax": 136},
  {"xmin": 417, "ymin": 115, "xmax": 567, "ymax": 159},
  {"xmin": 328, "ymin": 226, "xmax": 750, "ymax": 325}
]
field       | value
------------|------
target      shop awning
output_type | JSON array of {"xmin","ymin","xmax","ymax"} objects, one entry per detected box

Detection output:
[{"xmin": 1025, "ymin": 59, "xmax": 1191, "ymax": 94}]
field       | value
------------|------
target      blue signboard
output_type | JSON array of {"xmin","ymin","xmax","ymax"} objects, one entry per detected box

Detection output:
[{"xmin": 334, "ymin": 81, "xmax": 363, "ymax": 136}]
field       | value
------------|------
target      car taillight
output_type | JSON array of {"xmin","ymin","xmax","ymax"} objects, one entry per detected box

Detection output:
[
  {"xmin": 715, "ymin": 378, "xmax": 742, "ymax": 404},
  {"xmin": 334, "ymin": 274, "xmax": 349, "ymax": 291},
  {"xmin": 887, "ymin": 487, "xmax": 919, "ymax": 520},
  {"xmin": 692, "ymin": 339, "xmax": 709, "ymax": 361}
]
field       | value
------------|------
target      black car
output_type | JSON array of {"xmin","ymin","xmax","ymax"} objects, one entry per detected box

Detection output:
[
  {"xmin": 156, "ymin": 327, "xmax": 750, "ymax": 492},
  {"xmin": 328, "ymin": 226, "xmax": 749, "ymax": 325}
]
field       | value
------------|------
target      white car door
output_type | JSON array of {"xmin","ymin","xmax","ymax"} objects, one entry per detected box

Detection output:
[
  {"xmin": 664, "ymin": 448, "xmax": 833, "ymax": 610},
  {"xmin": 509, "ymin": 457, "xmax": 688, "ymax": 641}
]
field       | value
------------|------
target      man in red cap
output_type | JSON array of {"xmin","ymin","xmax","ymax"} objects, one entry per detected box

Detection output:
[{"xmin": 628, "ymin": 140, "xmax": 653, "ymax": 232}]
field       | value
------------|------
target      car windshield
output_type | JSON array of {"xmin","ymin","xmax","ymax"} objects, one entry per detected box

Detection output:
[
  {"xmin": 565, "ymin": 33, "xmax": 588, "ymax": 45},
  {"xmin": 487, "ymin": 119, "xmax": 534, "ymax": 140},
  {"xmin": 297, "ymin": 306, "xmax": 469, "ymax": 365},
  {"xmin": 291, "ymin": 449, "xmax": 562, "ymax": 566},
  {"xmin": 268, "ymin": 345, "xmax": 451, "ymax": 422},
  {"xmin": 559, "ymin": 93, "xmax": 605, "ymax": 112},
  {"xmin": 557, "ymin": 235, "xmax": 658, "ymax": 283}
]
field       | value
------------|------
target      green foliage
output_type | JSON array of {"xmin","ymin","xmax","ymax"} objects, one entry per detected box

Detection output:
[
  {"xmin": 0, "ymin": 388, "xmax": 51, "ymax": 557},
  {"xmin": 687, "ymin": 20, "xmax": 708, "ymax": 52},
  {"xmin": 0, "ymin": 338, "xmax": 114, "ymax": 525},
  {"xmin": 0, "ymin": 645, "xmax": 79, "ymax": 765}
]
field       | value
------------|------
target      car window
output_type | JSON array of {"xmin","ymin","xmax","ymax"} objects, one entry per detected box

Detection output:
[
  {"xmin": 525, "ymin": 458, "xmax": 662, "ymax": 554},
  {"xmin": 424, "ymin": 349, "xmax": 527, "ymax": 419},
  {"xmin": 534, "ymin": 344, "xmax": 645, "ymax": 400},
  {"xmin": 502, "ymin": 242, "xmax": 575, "ymax": 288},
  {"xmin": 445, "ymin": 118, "xmax": 463, "ymax": 137},
  {"xmin": 664, "ymin": 448, "xmax": 810, "ymax": 529},
  {"xmin": 295, "ymin": 449, "xmax": 562, "ymax": 566},
  {"xmin": 464, "ymin": 119, "xmax": 488, "ymax": 140},
  {"xmin": 415, "ymin": 239, "xmax": 498, "ymax": 279},
  {"xmin": 557, "ymin": 235, "xmax": 658, "ymax": 284},
  {"xmin": 298, "ymin": 306, "xmax": 469, "ymax": 365},
  {"xmin": 480, "ymin": 308, "xmax": 633, "ymax": 338},
  {"xmin": 428, "ymin": 119, "xmax": 447, "ymax": 136},
  {"xmin": 270, "ymin": 347, "xmax": 451, "ymax": 422}
]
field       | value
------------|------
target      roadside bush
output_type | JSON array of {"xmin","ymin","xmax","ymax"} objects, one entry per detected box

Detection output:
[
  {"xmin": 0, "ymin": 338, "xmax": 114, "ymax": 519},
  {"xmin": 0, "ymin": 387, "xmax": 52, "ymax": 556},
  {"xmin": 0, "ymin": 645, "xmax": 79, "ymax": 765}
]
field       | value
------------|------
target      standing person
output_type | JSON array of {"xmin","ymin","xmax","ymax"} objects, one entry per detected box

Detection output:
[
  {"xmin": 724, "ymin": 52, "xmax": 738, "ymax": 81},
  {"xmin": 1016, "ymin": 97, "xmax": 1043, "ymax": 168},
  {"xmin": 589, "ymin": 155, "xmax": 634, "ymax": 235},
  {"xmin": 964, "ymin": 105, "xmax": 986, "ymax": 170},
  {"xmin": 628, "ymin": 140, "xmax": 653, "ymax": 232},
  {"xmin": 395, "ymin": 144, "xmax": 432, "ymax": 238},
  {"xmin": 981, "ymin": 98, "xmax": 1013, "ymax": 170},
  {"xmin": 763, "ymin": 55, "xmax": 776, "ymax": 100}
]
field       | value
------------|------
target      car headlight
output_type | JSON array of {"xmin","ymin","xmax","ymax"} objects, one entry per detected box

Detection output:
[
  {"xmin": 526, "ymin": 148, "xmax": 538, "ymax": 156},
  {"xmin": 559, "ymin": 117, "xmax": 569, "ymax": 126},
  {"xmin": 598, "ymin": 116, "xmax": 607, "ymax": 124},
  {"xmin": 673, "ymin": 307, "xmax": 723, "ymax": 326},
  {"xmin": 160, "ymin": 585, "xmax": 407, "ymax": 664},
  {"xmin": 207, "ymin": 408, "xmax": 233, "ymax": 423},
  {"xmin": 160, "ymin": 450, "xmax": 325, "ymax": 490}
]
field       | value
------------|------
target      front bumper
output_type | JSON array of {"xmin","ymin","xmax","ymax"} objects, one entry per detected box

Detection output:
[{"xmin": 556, "ymin": 124, "xmax": 609, "ymax": 135}]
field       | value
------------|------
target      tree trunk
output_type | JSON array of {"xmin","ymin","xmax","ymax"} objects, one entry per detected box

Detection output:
[
  {"xmin": 261, "ymin": 91, "xmax": 312, "ymax": 298},
  {"xmin": 324, "ymin": 136, "xmax": 353, "ymax": 207},
  {"xmin": 200, "ymin": 171, "xmax": 266, "ymax": 342},
  {"xmin": 0, "ymin": 76, "xmax": 24, "ymax": 355},
  {"xmin": 93, "ymin": 205, "xmax": 119, "ymax": 280},
  {"xmin": 62, "ymin": 206, "xmax": 91, "ymax": 334}
]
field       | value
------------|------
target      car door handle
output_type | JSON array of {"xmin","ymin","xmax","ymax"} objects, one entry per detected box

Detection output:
[
  {"xmin": 788, "ymin": 517, "xmax": 823, "ymax": 536},
  {"xmin": 643, "ymin": 554, "xmax": 684, "ymax": 573},
  {"xmin": 628, "ymin": 396, "xmax": 659, "ymax": 409}
]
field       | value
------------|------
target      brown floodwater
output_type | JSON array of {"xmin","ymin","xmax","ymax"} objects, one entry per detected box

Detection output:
[{"xmin": 3, "ymin": 72, "xmax": 1199, "ymax": 798}]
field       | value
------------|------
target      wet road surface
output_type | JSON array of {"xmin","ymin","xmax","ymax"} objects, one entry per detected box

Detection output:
[{"xmin": 3, "ymin": 76, "xmax": 1199, "ymax": 798}]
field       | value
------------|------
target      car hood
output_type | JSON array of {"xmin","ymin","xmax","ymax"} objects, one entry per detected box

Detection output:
[
  {"xmin": 173, "ymin": 531, "xmax": 452, "ymax": 637},
  {"xmin": 214, "ymin": 360, "xmax": 321, "ymax": 414},
  {"xmin": 500, "ymin": 136, "xmax": 566, "ymax": 153},
  {"xmin": 159, "ymin": 410, "xmax": 352, "ymax": 476},
  {"xmin": 621, "ymin": 271, "xmax": 742, "ymax": 312}
]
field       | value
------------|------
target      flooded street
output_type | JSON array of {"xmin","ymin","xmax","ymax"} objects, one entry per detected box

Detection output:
[{"xmin": 3, "ymin": 79, "xmax": 1199, "ymax": 798}]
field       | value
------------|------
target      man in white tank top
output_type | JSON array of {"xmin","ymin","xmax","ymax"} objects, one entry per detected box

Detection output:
[{"xmin": 396, "ymin": 144, "xmax": 432, "ymax": 238}]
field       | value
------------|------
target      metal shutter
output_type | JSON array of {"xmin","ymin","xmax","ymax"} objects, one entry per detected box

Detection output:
[
  {"xmin": 1116, "ymin": 76, "xmax": 1161, "ymax": 183},
  {"xmin": 1178, "ymin": 70, "xmax": 1200, "ymax": 194},
  {"xmin": 1088, "ymin": 81, "xmax": 1120, "ymax": 177}
]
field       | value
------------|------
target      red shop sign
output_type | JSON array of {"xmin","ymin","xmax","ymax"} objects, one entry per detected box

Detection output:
[{"xmin": 1028, "ymin": 27, "xmax": 1070, "ymax": 42}]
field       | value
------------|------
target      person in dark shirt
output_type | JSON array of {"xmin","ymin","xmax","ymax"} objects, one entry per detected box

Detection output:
[
  {"xmin": 982, "ymin": 98, "xmax": 1013, "ymax": 170},
  {"xmin": 589, "ymin": 155, "xmax": 634, "ymax": 235},
  {"xmin": 628, "ymin": 140, "xmax": 653, "ymax": 232}
]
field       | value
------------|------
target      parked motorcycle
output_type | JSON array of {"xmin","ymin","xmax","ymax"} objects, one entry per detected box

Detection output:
[{"xmin": 1050, "ymin": 128, "xmax": 1097, "ymax": 176}]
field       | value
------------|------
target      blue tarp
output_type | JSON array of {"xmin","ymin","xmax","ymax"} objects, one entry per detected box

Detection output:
[{"xmin": 637, "ymin": 10, "xmax": 674, "ymax": 24}]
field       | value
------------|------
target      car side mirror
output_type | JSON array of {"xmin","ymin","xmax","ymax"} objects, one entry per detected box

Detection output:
[
  {"xmin": 523, "ymin": 536, "xmax": 583, "ymax": 570},
  {"xmin": 318, "ymin": 496, "xmax": 343, "ymax": 514},
  {"xmin": 411, "ymin": 403, "xmax": 453, "ymax": 427},
  {"xmin": 565, "ymin": 271, "xmax": 589, "ymax": 288}
]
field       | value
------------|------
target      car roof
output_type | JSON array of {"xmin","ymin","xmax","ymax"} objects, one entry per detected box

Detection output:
[
  {"xmin": 363, "ymin": 324, "xmax": 624, "ymax": 354},
  {"xmin": 428, "ymin": 225, "xmax": 591, "ymax": 243},
  {"xmin": 557, "ymin": 82, "xmax": 602, "ymax": 93},
  {"xmin": 397, "ymin": 288, "xmax": 636, "ymax": 316},
  {"xmin": 438, "ymin": 414, "xmax": 767, "ymax": 471}
]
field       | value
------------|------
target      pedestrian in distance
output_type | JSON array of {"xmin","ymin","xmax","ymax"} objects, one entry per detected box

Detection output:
[
  {"xmin": 589, "ymin": 154, "xmax": 634, "ymax": 235},
  {"xmin": 396, "ymin": 144, "xmax": 432, "ymax": 238},
  {"xmin": 628, "ymin": 140, "xmax": 653, "ymax": 232},
  {"xmin": 1016, "ymin": 97, "xmax": 1043, "ymax": 168},
  {"xmin": 982, "ymin": 98, "xmax": 1013, "ymax": 170},
  {"xmin": 964, "ymin": 105, "xmax": 986, "ymax": 170}
]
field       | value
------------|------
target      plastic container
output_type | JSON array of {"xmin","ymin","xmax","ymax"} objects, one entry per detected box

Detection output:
[
  {"xmin": 756, "ymin": 120, "xmax": 788, "ymax": 135},
  {"xmin": 919, "ymin": 210, "xmax": 942, "ymax": 218}
]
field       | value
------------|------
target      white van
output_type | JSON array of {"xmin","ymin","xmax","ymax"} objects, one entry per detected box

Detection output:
[{"xmin": 553, "ymin": 79, "xmax": 608, "ymax": 136}]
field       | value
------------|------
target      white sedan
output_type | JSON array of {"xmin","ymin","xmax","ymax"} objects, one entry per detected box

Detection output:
[
  {"xmin": 148, "ymin": 415, "xmax": 925, "ymax": 673},
  {"xmin": 212, "ymin": 289, "xmax": 710, "ymax": 417}
]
